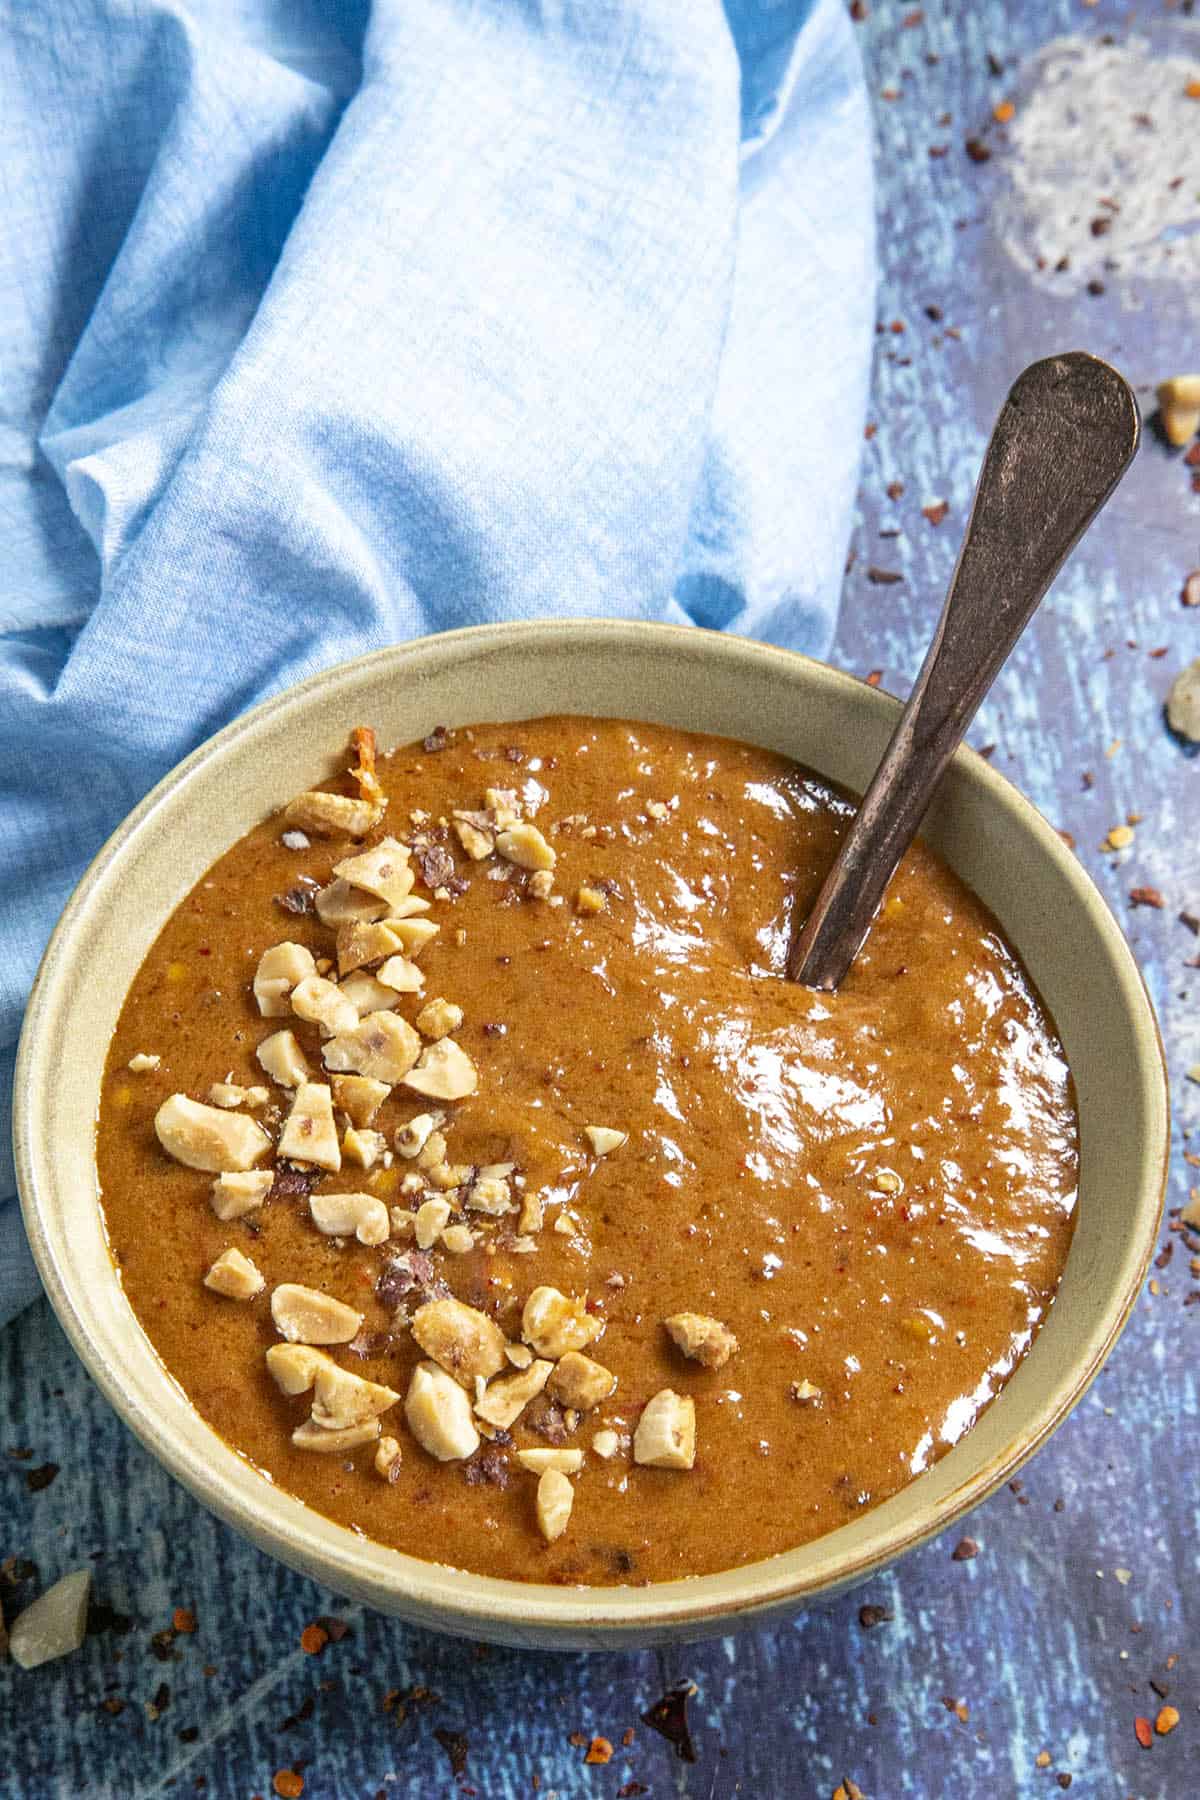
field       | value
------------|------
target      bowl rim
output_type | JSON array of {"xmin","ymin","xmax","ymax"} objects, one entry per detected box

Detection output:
[{"xmin": 13, "ymin": 618, "xmax": 1170, "ymax": 1641}]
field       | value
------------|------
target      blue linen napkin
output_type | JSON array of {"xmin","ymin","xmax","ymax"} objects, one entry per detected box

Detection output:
[{"xmin": 0, "ymin": 0, "xmax": 873, "ymax": 1328}]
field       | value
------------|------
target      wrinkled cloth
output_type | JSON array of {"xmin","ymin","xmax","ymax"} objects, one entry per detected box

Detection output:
[{"xmin": 0, "ymin": 0, "xmax": 874, "ymax": 1327}]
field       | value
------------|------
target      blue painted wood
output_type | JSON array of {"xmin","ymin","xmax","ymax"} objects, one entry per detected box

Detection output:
[{"xmin": 3, "ymin": 2, "xmax": 1198, "ymax": 1794}]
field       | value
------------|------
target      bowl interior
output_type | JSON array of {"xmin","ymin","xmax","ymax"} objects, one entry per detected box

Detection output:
[{"xmin": 14, "ymin": 622, "xmax": 1167, "ymax": 1647}]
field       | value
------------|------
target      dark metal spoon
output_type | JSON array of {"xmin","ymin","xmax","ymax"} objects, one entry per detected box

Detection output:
[{"xmin": 789, "ymin": 350, "xmax": 1140, "ymax": 990}]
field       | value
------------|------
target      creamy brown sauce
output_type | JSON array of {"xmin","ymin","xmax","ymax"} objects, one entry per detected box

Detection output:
[{"xmin": 96, "ymin": 717, "xmax": 1077, "ymax": 1585}]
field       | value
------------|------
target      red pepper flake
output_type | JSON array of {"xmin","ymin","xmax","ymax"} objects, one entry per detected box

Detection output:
[
  {"xmin": 858, "ymin": 1602, "xmax": 892, "ymax": 1629},
  {"xmin": 1184, "ymin": 447, "xmax": 1200, "ymax": 469},
  {"xmin": 866, "ymin": 567, "xmax": 904, "ymax": 586},
  {"xmin": 1182, "ymin": 571, "xmax": 1200, "ymax": 607},
  {"xmin": 616, "ymin": 1786, "xmax": 649, "ymax": 1799},
  {"xmin": 922, "ymin": 500, "xmax": 949, "ymax": 526},
  {"xmin": 993, "ymin": 99, "xmax": 1015, "ymax": 123},
  {"xmin": 641, "ymin": 1682, "xmax": 698, "ymax": 1763},
  {"xmin": 965, "ymin": 137, "xmax": 991, "ymax": 163},
  {"xmin": 584, "ymin": 1737, "xmax": 614, "ymax": 1764},
  {"xmin": 865, "ymin": 670, "xmax": 883, "ymax": 688},
  {"xmin": 172, "ymin": 1607, "xmax": 196, "ymax": 1635},
  {"xmin": 951, "ymin": 1537, "xmax": 980, "ymax": 1561},
  {"xmin": 299, "ymin": 1623, "xmax": 328, "ymax": 1656},
  {"xmin": 886, "ymin": 480, "xmax": 905, "ymax": 499},
  {"xmin": 273, "ymin": 1774, "xmax": 304, "ymax": 1800},
  {"xmin": 1156, "ymin": 1705, "xmax": 1180, "ymax": 1735},
  {"xmin": 1056, "ymin": 1776, "xmax": 1072, "ymax": 1791},
  {"xmin": 433, "ymin": 1726, "xmax": 470, "ymax": 1779},
  {"xmin": 849, "ymin": 0, "xmax": 868, "ymax": 19},
  {"xmin": 25, "ymin": 1462, "xmax": 59, "ymax": 1493},
  {"xmin": 901, "ymin": 8, "xmax": 923, "ymax": 25},
  {"xmin": 1186, "ymin": 79, "xmax": 1200, "ymax": 99},
  {"xmin": 1134, "ymin": 1715, "xmax": 1153, "ymax": 1749},
  {"xmin": 1130, "ymin": 886, "xmax": 1165, "ymax": 909}
]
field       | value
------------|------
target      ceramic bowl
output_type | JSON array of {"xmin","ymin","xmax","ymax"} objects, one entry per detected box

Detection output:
[{"xmin": 14, "ymin": 620, "xmax": 1168, "ymax": 1648}]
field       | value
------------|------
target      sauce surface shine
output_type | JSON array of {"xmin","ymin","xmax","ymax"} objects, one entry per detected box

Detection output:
[{"xmin": 96, "ymin": 718, "xmax": 1077, "ymax": 1585}]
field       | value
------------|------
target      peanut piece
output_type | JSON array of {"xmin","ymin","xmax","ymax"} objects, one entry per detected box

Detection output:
[
  {"xmin": 256, "ymin": 1028, "xmax": 309, "ymax": 1089},
  {"xmin": 401, "ymin": 1038, "xmax": 477, "ymax": 1101},
  {"xmin": 253, "ymin": 941, "xmax": 317, "ymax": 1017},
  {"xmin": 415, "ymin": 997, "xmax": 464, "ymax": 1040},
  {"xmin": 633, "ymin": 1389, "xmax": 696, "ymax": 1469},
  {"xmin": 154, "ymin": 1094, "xmax": 270, "ymax": 1174},
  {"xmin": 521, "ymin": 1286, "xmax": 602, "ymax": 1359},
  {"xmin": 473, "ymin": 1359, "xmax": 553, "ymax": 1430},
  {"xmin": 412, "ymin": 1298, "xmax": 507, "ymax": 1388},
  {"xmin": 496, "ymin": 822, "xmax": 555, "ymax": 871},
  {"xmin": 309, "ymin": 1190, "xmax": 391, "ymax": 1247},
  {"xmin": 548, "ymin": 1351, "xmax": 616, "ymax": 1412},
  {"xmin": 536, "ymin": 1467, "xmax": 574, "ymax": 1542},
  {"xmin": 278, "ymin": 1081, "xmax": 342, "ymax": 1171},
  {"xmin": 210, "ymin": 1169, "xmax": 273, "ymax": 1221},
  {"xmin": 405, "ymin": 1360, "xmax": 481, "ymax": 1461},
  {"xmin": 203, "ymin": 1247, "xmax": 265, "ymax": 1300},
  {"xmin": 270, "ymin": 1284, "xmax": 363, "ymax": 1345},
  {"xmin": 324, "ymin": 1012, "xmax": 422, "ymax": 1085},
  {"xmin": 664, "ymin": 1312, "xmax": 738, "ymax": 1370},
  {"xmin": 329, "ymin": 1073, "xmax": 389, "ymax": 1126}
]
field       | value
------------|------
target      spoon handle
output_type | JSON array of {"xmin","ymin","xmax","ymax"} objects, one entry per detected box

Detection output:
[{"xmin": 789, "ymin": 350, "xmax": 1140, "ymax": 990}]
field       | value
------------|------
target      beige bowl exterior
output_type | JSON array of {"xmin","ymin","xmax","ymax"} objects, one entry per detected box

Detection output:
[{"xmin": 14, "ymin": 620, "xmax": 1167, "ymax": 1648}]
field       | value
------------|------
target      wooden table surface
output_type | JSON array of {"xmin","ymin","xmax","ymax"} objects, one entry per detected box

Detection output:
[{"xmin": 3, "ymin": 3, "xmax": 1198, "ymax": 1794}]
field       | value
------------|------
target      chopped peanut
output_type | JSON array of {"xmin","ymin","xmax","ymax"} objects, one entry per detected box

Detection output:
[
  {"xmin": 309, "ymin": 1190, "xmax": 391, "ymax": 1247},
  {"xmin": 314, "ymin": 879, "xmax": 388, "ymax": 927},
  {"xmin": 127, "ymin": 1052, "xmax": 161, "ymax": 1073},
  {"xmin": 278, "ymin": 1082, "xmax": 342, "ymax": 1171},
  {"xmin": 375, "ymin": 954, "xmax": 425, "ymax": 994},
  {"xmin": 591, "ymin": 1428, "xmax": 620, "ymax": 1460},
  {"xmin": 664, "ymin": 1311, "xmax": 738, "ymax": 1370},
  {"xmin": 375, "ymin": 1435, "xmax": 402, "ymax": 1479},
  {"xmin": 291, "ymin": 1418, "xmax": 380, "ymax": 1454},
  {"xmin": 256, "ymin": 1029, "xmax": 309, "ymax": 1089},
  {"xmin": 329, "ymin": 1073, "xmax": 389, "ymax": 1126},
  {"xmin": 323, "ymin": 1012, "xmax": 422, "ymax": 1084},
  {"xmin": 585, "ymin": 1125, "xmax": 626, "ymax": 1156},
  {"xmin": 282, "ymin": 789, "xmax": 381, "ymax": 839},
  {"xmin": 411, "ymin": 1298, "xmax": 507, "ymax": 1388},
  {"xmin": 452, "ymin": 816, "xmax": 494, "ymax": 860},
  {"xmin": 154, "ymin": 1094, "xmax": 271, "ymax": 1174},
  {"xmin": 414, "ymin": 1196, "xmax": 452, "ymax": 1249},
  {"xmin": 576, "ymin": 886, "xmax": 606, "ymax": 914},
  {"xmin": 633, "ymin": 1389, "xmax": 696, "ymax": 1469},
  {"xmin": 210, "ymin": 1169, "xmax": 273, "ymax": 1221},
  {"xmin": 342, "ymin": 1125, "xmax": 387, "ymax": 1170},
  {"xmin": 333, "ymin": 838, "xmax": 414, "ymax": 911},
  {"xmin": 401, "ymin": 1038, "xmax": 478, "ymax": 1101},
  {"xmin": 253, "ymin": 942, "xmax": 317, "ymax": 1017},
  {"xmin": 203, "ymin": 1247, "xmax": 265, "ymax": 1300},
  {"xmin": 536, "ymin": 1467, "xmax": 574, "ymax": 1542},
  {"xmin": 208, "ymin": 1081, "xmax": 269, "ymax": 1109},
  {"xmin": 270, "ymin": 1284, "xmax": 363, "ymax": 1346},
  {"xmin": 473, "ymin": 1359, "xmax": 553, "ymax": 1430},
  {"xmin": 548, "ymin": 1351, "xmax": 616, "ymax": 1411},
  {"xmin": 496, "ymin": 821, "xmax": 555, "ymax": 871},
  {"xmin": 517, "ymin": 1448, "xmax": 584, "ymax": 1474},
  {"xmin": 405, "ymin": 1361, "xmax": 481, "ymax": 1460},
  {"xmin": 415, "ymin": 997, "xmax": 464, "ymax": 1040},
  {"xmin": 521, "ymin": 1285, "xmax": 602, "ymax": 1359},
  {"xmin": 291, "ymin": 975, "xmax": 359, "ymax": 1037},
  {"xmin": 337, "ymin": 971, "xmax": 400, "ymax": 1017},
  {"xmin": 394, "ymin": 1111, "xmax": 443, "ymax": 1158}
]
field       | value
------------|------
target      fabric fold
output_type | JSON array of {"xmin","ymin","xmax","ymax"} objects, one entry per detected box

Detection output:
[{"xmin": 0, "ymin": 0, "xmax": 874, "ymax": 1326}]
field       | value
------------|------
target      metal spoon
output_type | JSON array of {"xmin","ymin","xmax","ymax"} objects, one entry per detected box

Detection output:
[{"xmin": 788, "ymin": 350, "xmax": 1140, "ymax": 990}]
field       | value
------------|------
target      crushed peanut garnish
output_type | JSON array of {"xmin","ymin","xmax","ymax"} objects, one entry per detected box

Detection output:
[
  {"xmin": 127, "ymin": 1052, "xmax": 161, "ymax": 1073},
  {"xmin": 203, "ymin": 1247, "xmax": 265, "ymax": 1300},
  {"xmin": 536, "ymin": 1466, "xmax": 574, "ymax": 1541},
  {"xmin": 664, "ymin": 1312, "xmax": 738, "ymax": 1370},
  {"xmin": 633, "ymin": 1390, "xmax": 696, "ymax": 1469}
]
